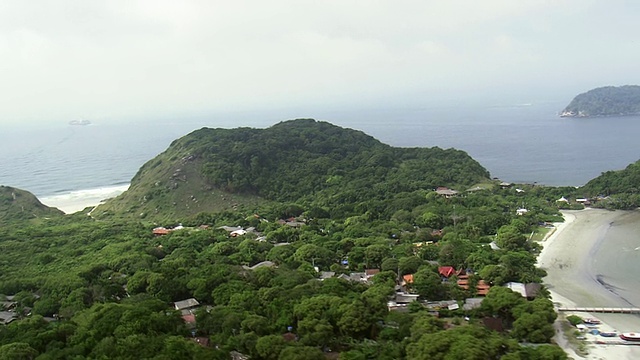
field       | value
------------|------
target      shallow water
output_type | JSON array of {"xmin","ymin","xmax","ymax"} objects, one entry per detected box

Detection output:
[{"xmin": 590, "ymin": 211, "xmax": 640, "ymax": 308}]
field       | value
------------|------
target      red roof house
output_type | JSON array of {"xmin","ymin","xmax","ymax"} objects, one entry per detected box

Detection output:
[{"xmin": 438, "ymin": 266, "xmax": 456, "ymax": 278}]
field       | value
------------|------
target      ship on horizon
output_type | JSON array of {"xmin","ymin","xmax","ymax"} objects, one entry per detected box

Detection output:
[{"xmin": 69, "ymin": 119, "xmax": 91, "ymax": 126}]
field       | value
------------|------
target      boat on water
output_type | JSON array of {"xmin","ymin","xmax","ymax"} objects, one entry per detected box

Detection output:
[
  {"xmin": 619, "ymin": 332, "xmax": 640, "ymax": 341},
  {"xmin": 69, "ymin": 119, "xmax": 91, "ymax": 126},
  {"xmin": 583, "ymin": 318, "xmax": 601, "ymax": 325},
  {"xmin": 599, "ymin": 332, "xmax": 617, "ymax": 337}
]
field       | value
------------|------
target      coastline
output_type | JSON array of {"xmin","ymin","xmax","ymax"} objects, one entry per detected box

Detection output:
[
  {"xmin": 538, "ymin": 209, "xmax": 640, "ymax": 359},
  {"xmin": 39, "ymin": 184, "xmax": 129, "ymax": 214}
]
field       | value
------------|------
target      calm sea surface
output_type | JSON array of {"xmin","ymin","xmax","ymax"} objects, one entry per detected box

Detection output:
[{"xmin": 2, "ymin": 101, "xmax": 640, "ymax": 198}]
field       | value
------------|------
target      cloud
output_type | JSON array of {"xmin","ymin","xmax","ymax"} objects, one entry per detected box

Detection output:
[{"xmin": 0, "ymin": 0, "xmax": 638, "ymax": 124}]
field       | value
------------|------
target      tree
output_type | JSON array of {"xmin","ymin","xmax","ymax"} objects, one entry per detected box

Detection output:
[
  {"xmin": 256, "ymin": 335, "xmax": 287, "ymax": 360},
  {"xmin": 495, "ymin": 226, "xmax": 528, "ymax": 251},
  {"xmin": 417, "ymin": 212, "xmax": 442, "ymax": 229},
  {"xmin": 566, "ymin": 315, "xmax": 583, "ymax": 326},
  {"xmin": 294, "ymin": 244, "xmax": 333, "ymax": 268},
  {"xmin": 380, "ymin": 257, "xmax": 399, "ymax": 273},
  {"xmin": 337, "ymin": 300, "xmax": 373, "ymax": 338},
  {"xmin": 511, "ymin": 313, "xmax": 555, "ymax": 343},
  {"xmin": 0, "ymin": 342, "xmax": 38, "ymax": 360},
  {"xmin": 479, "ymin": 287, "xmax": 525, "ymax": 325},
  {"xmin": 278, "ymin": 346, "xmax": 325, "ymax": 360},
  {"xmin": 437, "ymin": 236, "xmax": 473, "ymax": 269},
  {"xmin": 398, "ymin": 256, "xmax": 423, "ymax": 275},
  {"xmin": 410, "ymin": 313, "xmax": 444, "ymax": 341},
  {"xmin": 406, "ymin": 325, "xmax": 512, "ymax": 360},
  {"xmin": 412, "ymin": 268, "xmax": 446, "ymax": 300},
  {"xmin": 364, "ymin": 244, "xmax": 389, "ymax": 269},
  {"xmin": 499, "ymin": 251, "xmax": 545, "ymax": 283}
]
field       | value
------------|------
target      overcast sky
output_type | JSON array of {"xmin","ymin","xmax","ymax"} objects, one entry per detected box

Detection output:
[{"xmin": 1, "ymin": 0, "xmax": 639, "ymax": 125}]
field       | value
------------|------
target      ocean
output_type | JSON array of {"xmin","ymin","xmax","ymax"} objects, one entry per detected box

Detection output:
[{"xmin": 2, "ymin": 101, "xmax": 640, "ymax": 207}]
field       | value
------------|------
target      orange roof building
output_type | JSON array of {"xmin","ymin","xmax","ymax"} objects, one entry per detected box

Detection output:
[{"xmin": 402, "ymin": 274, "xmax": 414, "ymax": 285}]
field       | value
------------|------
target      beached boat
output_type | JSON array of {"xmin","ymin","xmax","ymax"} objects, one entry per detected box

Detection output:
[
  {"xmin": 619, "ymin": 332, "xmax": 640, "ymax": 341},
  {"xmin": 599, "ymin": 332, "xmax": 617, "ymax": 337},
  {"xmin": 583, "ymin": 318, "xmax": 601, "ymax": 325}
]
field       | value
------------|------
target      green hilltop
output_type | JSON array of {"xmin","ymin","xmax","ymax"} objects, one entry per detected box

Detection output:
[
  {"xmin": 561, "ymin": 85, "xmax": 640, "ymax": 117},
  {"xmin": 0, "ymin": 185, "xmax": 64, "ymax": 224},
  {"xmin": 573, "ymin": 159, "xmax": 640, "ymax": 209},
  {"xmin": 94, "ymin": 119, "xmax": 491, "ymax": 221}
]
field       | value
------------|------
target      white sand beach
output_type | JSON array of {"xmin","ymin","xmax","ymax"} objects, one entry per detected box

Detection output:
[
  {"xmin": 539, "ymin": 209, "xmax": 640, "ymax": 359},
  {"xmin": 39, "ymin": 185, "xmax": 129, "ymax": 214}
]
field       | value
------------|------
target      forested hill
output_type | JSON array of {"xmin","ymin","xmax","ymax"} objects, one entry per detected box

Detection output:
[
  {"xmin": 95, "ymin": 119, "xmax": 491, "ymax": 220},
  {"xmin": 0, "ymin": 185, "xmax": 64, "ymax": 224},
  {"xmin": 561, "ymin": 85, "xmax": 640, "ymax": 117},
  {"xmin": 579, "ymin": 159, "xmax": 640, "ymax": 209}
]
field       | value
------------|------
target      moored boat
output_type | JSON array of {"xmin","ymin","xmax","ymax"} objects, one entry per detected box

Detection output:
[
  {"xmin": 583, "ymin": 318, "xmax": 601, "ymax": 325},
  {"xmin": 619, "ymin": 332, "xmax": 640, "ymax": 341}
]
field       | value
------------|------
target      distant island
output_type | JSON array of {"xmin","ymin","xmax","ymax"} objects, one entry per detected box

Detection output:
[
  {"xmin": 560, "ymin": 85, "xmax": 640, "ymax": 117},
  {"xmin": 69, "ymin": 119, "xmax": 91, "ymax": 125}
]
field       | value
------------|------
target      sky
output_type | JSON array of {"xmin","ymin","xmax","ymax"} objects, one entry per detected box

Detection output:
[{"xmin": 1, "ymin": 0, "xmax": 639, "ymax": 125}]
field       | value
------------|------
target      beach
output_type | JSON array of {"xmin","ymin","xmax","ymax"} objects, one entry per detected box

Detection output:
[
  {"xmin": 539, "ymin": 209, "xmax": 640, "ymax": 359},
  {"xmin": 39, "ymin": 185, "xmax": 128, "ymax": 214}
]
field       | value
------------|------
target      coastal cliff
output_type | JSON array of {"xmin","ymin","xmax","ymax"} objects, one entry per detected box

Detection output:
[{"xmin": 560, "ymin": 85, "xmax": 640, "ymax": 117}]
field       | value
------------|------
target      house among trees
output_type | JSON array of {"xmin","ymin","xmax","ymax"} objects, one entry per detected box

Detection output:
[
  {"xmin": 152, "ymin": 227, "xmax": 170, "ymax": 236},
  {"xmin": 276, "ymin": 217, "xmax": 306, "ymax": 227},
  {"xmin": 387, "ymin": 291, "xmax": 420, "ymax": 312},
  {"xmin": 435, "ymin": 187, "xmax": 458, "ymax": 198},
  {"xmin": 463, "ymin": 298, "xmax": 484, "ymax": 310},
  {"xmin": 174, "ymin": 298, "xmax": 200, "ymax": 313},
  {"xmin": 337, "ymin": 272, "xmax": 368, "ymax": 283},
  {"xmin": 191, "ymin": 337, "xmax": 210, "ymax": 348},
  {"xmin": 318, "ymin": 271, "xmax": 335, "ymax": 280},
  {"xmin": 0, "ymin": 311, "xmax": 17, "ymax": 325},
  {"xmin": 402, "ymin": 274, "xmax": 414, "ymax": 287},
  {"xmin": 457, "ymin": 271, "xmax": 491, "ymax": 296},
  {"xmin": 576, "ymin": 198, "xmax": 591, "ymax": 206},
  {"xmin": 365, "ymin": 269, "xmax": 380, "ymax": 279},
  {"xmin": 504, "ymin": 282, "xmax": 542, "ymax": 299},
  {"xmin": 438, "ymin": 266, "xmax": 456, "ymax": 279}
]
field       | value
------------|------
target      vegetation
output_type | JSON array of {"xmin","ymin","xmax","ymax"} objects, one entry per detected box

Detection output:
[
  {"xmin": 561, "ymin": 85, "xmax": 640, "ymax": 117},
  {"xmin": 0, "ymin": 120, "xmax": 592, "ymax": 359},
  {"xmin": 94, "ymin": 119, "xmax": 490, "ymax": 222},
  {"xmin": 0, "ymin": 186, "xmax": 63, "ymax": 225},
  {"xmin": 578, "ymin": 159, "xmax": 640, "ymax": 209},
  {"xmin": 0, "ymin": 194, "xmax": 566, "ymax": 359}
]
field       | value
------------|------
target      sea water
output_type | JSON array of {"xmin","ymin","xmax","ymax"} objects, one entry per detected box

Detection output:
[{"xmin": 2, "ymin": 102, "xmax": 640, "ymax": 204}]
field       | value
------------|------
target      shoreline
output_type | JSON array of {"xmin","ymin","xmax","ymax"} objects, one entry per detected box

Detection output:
[
  {"xmin": 39, "ymin": 184, "xmax": 129, "ymax": 214},
  {"xmin": 538, "ymin": 209, "xmax": 640, "ymax": 359}
]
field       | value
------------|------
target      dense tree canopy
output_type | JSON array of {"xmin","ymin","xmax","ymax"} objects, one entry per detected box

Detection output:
[{"xmin": 0, "ymin": 120, "xmax": 580, "ymax": 359}]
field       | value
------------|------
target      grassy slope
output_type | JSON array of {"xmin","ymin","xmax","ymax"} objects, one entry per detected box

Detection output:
[{"xmin": 0, "ymin": 186, "xmax": 64, "ymax": 224}]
